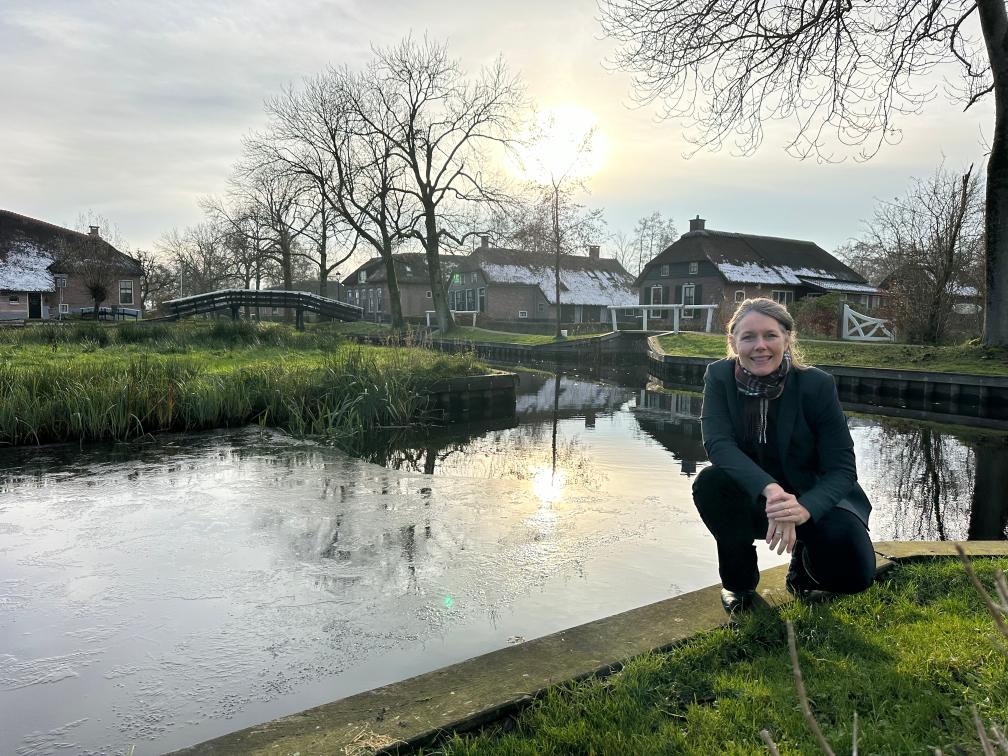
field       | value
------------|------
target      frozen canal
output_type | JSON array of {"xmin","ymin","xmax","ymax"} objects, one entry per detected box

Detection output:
[{"xmin": 1, "ymin": 368, "xmax": 1005, "ymax": 754}]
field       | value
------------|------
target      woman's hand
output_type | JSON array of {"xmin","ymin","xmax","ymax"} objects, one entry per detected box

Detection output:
[
  {"xmin": 763, "ymin": 483, "xmax": 811, "ymax": 526},
  {"xmin": 766, "ymin": 518, "xmax": 797, "ymax": 554}
]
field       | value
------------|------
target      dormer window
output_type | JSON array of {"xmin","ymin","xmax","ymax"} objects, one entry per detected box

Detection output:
[
  {"xmin": 660, "ymin": 264, "xmax": 669, "ymax": 277},
  {"xmin": 689, "ymin": 262, "xmax": 699, "ymax": 275},
  {"xmin": 358, "ymin": 271, "xmax": 366, "ymax": 283}
]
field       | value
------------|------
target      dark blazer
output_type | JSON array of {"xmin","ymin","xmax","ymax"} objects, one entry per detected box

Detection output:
[{"xmin": 700, "ymin": 358, "xmax": 871, "ymax": 525}]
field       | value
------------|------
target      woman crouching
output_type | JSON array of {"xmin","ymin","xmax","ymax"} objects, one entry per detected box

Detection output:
[{"xmin": 693, "ymin": 297, "xmax": 876, "ymax": 615}]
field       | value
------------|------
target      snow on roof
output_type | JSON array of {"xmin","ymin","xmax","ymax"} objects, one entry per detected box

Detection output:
[
  {"xmin": 799, "ymin": 277, "xmax": 882, "ymax": 294},
  {"xmin": 0, "ymin": 242, "xmax": 54, "ymax": 292},
  {"xmin": 481, "ymin": 262, "xmax": 637, "ymax": 306},
  {"xmin": 951, "ymin": 283, "xmax": 979, "ymax": 297}
]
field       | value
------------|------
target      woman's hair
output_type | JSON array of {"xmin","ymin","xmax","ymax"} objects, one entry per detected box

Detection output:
[{"xmin": 725, "ymin": 297, "xmax": 807, "ymax": 368}]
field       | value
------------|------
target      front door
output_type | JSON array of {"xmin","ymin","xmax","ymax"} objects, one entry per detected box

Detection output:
[{"xmin": 28, "ymin": 293, "xmax": 42, "ymax": 319}]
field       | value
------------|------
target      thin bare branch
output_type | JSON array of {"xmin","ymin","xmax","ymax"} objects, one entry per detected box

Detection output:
[
  {"xmin": 786, "ymin": 620, "xmax": 836, "ymax": 756},
  {"xmin": 759, "ymin": 728, "xmax": 782, "ymax": 755}
]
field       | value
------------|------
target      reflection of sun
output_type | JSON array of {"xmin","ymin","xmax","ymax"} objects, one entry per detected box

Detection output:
[
  {"xmin": 531, "ymin": 465, "xmax": 567, "ymax": 504},
  {"xmin": 508, "ymin": 104, "xmax": 608, "ymax": 183}
]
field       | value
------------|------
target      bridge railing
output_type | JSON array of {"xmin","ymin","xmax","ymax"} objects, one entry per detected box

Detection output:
[
  {"xmin": 164, "ymin": 289, "xmax": 363, "ymax": 329},
  {"xmin": 607, "ymin": 304, "xmax": 718, "ymax": 333}
]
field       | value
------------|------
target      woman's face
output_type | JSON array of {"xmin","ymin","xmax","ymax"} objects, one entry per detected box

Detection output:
[{"xmin": 729, "ymin": 311, "xmax": 790, "ymax": 376}]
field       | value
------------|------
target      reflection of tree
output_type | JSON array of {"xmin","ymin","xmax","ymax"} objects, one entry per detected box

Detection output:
[
  {"xmin": 867, "ymin": 424, "xmax": 974, "ymax": 541},
  {"xmin": 968, "ymin": 440, "xmax": 1008, "ymax": 540}
]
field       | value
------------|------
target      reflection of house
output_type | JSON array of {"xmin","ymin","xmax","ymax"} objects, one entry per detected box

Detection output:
[
  {"xmin": 447, "ymin": 238, "xmax": 637, "ymax": 324},
  {"xmin": 631, "ymin": 388, "xmax": 706, "ymax": 477},
  {"xmin": 635, "ymin": 216, "xmax": 879, "ymax": 325},
  {"xmin": 0, "ymin": 209, "xmax": 143, "ymax": 321},
  {"xmin": 342, "ymin": 253, "xmax": 463, "ymax": 321},
  {"xmin": 514, "ymin": 373, "xmax": 636, "ymax": 421}
]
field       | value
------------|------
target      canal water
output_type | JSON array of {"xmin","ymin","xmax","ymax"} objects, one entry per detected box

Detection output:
[{"xmin": 1, "ymin": 367, "xmax": 1005, "ymax": 755}]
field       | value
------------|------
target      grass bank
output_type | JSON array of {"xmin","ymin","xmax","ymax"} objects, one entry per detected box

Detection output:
[
  {"xmin": 655, "ymin": 331, "xmax": 1008, "ymax": 377},
  {"xmin": 433, "ymin": 557, "xmax": 1008, "ymax": 755},
  {"xmin": 0, "ymin": 321, "xmax": 487, "ymax": 446}
]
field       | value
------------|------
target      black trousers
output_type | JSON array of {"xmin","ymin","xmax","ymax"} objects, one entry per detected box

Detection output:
[{"xmin": 692, "ymin": 465, "xmax": 876, "ymax": 594}]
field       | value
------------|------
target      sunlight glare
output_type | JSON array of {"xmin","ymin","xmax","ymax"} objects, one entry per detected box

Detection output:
[{"xmin": 509, "ymin": 104, "xmax": 608, "ymax": 183}]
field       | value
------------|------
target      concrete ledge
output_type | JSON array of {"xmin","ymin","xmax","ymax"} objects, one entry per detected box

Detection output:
[{"xmin": 171, "ymin": 541, "xmax": 1008, "ymax": 755}]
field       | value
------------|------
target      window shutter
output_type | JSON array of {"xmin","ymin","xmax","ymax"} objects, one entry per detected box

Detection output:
[
  {"xmin": 695, "ymin": 284, "xmax": 703, "ymax": 304},
  {"xmin": 663, "ymin": 285, "xmax": 669, "ymax": 305}
]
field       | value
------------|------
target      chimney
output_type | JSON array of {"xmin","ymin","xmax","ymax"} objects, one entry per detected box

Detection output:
[
  {"xmin": 588, "ymin": 244, "xmax": 600, "ymax": 259},
  {"xmin": 479, "ymin": 234, "xmax": 489, "ymax": 249},
  {"xmin": 88, "ymin": 225, "xmax": 101, "ymax": 237},
  {"xmin": 689, "ymin": 215, "xmax": 706, "ymax": 232}
]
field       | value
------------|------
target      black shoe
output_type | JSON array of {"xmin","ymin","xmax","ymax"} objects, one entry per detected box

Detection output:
[
  {"xmin": 720, "ymin": 588, "xmax": 756, "ymax": 615},
  {"xmin": 786, "ymin": 543, "xmax": 832, "ymax": 602}
]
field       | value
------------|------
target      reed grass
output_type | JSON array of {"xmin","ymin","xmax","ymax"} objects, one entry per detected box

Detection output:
[{"xmin": 0, "ymin": 323, "xmax": 487, "ymax": 446}]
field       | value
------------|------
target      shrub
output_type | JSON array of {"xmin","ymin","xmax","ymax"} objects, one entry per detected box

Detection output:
[{"xmin": 791, "ymin": 294, "xmax": 842, "ymax": 339}]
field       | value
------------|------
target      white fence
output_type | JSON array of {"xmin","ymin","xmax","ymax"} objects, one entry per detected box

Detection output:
[
  {"xmin": 608, "ymin": 303, "xmax": 718, "ymax": 333},
  {"xmin": 841, "ymin": 304, "xmax": 895, "ymax": 342},
  {"xmin": 426, "ymin": 309, "xmax": 479, "ymax": 327}
]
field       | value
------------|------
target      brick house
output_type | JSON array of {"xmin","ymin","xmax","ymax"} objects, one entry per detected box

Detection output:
[
  {"xmin": 635, "ymin": 216, "xmax": 880, "ymax": 327},
  {"xmin": 446, "ymin": 238, "xmax": 637, "ymax": 324},
  {"xmin": 342, "ymin": 253, "xmax": 463, "ymax": 321},
  {"xmin": 0, "ymin": 209, "xmax": 143, "ymax": 321}
]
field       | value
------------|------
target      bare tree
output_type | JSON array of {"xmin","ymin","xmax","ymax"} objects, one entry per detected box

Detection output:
[
  {"xmin": 258, "ymin": 66, "xmax": 413, "ymax": 328},
  {"xmin": 633, "ymin": 211, "xmax": 678, "ymax": 275},
  {"xmin": 848, "ymin": 163, "xmax": 984, "ymax": 343},
  {"xmin": 57, "ymin": 233, "xmax": 127, "ymax": 315},
  {"xmin": 492, "ymin": 186, "xmax": 606, "ymax": 255},
  {"xmin": 133, "ymin": 248, "xmax": 175, "ymax": 311},
  {"xmin": 599, "ymin": 0, "xmax": 1008, "ymax": 347},
  {"xmin": 157, "ymin": 222, "xmax": 238, "ymax": 296},
  {"xmin": 363, "ymin": 36, "xmax": 525, "ymax": 332}
]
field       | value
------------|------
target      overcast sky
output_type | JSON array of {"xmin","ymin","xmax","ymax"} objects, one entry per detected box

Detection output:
[{"xmin": 0, "ymin": 0, "xmax": 994, "ymax": 261}]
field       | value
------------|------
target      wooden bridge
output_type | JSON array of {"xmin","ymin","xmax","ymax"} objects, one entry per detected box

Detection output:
[{"xmin": 163, "ymin": 289, "xmax": 363, "ymax": 330}]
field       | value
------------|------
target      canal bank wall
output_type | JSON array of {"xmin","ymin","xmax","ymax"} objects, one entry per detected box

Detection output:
[
  {"xmin": 647, "ymin": 338, "xmax": 1008, "ymax": 430},
  {"xmin": 170, "ymin": 541, "xmax": 1008, "ymax": 755}
]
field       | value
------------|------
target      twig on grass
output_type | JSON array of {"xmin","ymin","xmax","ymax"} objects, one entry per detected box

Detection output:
[
  {"xmin": 759, "ymin": 728, "xmax": 781, "ymax": 755},
  {"xmin": 973, "ymin": 704, "xmax": 997, "ymax": 756},
  {"xmin": 956, "ymin": 544, "xmax": 1008, "ymax": 645},
  {"xmin": 786, "ymin": 620, "xmax": 836, "ymax": 756}
]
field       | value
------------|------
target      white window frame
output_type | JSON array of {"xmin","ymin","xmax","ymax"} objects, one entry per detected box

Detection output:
[
  {"xmin": 471, "ymin": 272, "xmax": 478, "ymax": 284},
  {"xmin": 55, "ymin": 276, "xmax": 67, "ymax": 288},
  {"xmin": 681, "ymin": 283, "xmax": 696, "ymax": 319},
  {"xmin": 536, "ymin": 301, "xmax": 545, "ymax": 313},
  {"xmin": 119, "ymin": 279, "xmax": 134, "ymax": 305},
  {"xmin": 358, "ymin": 271, "xmax": 366, "ymax": 283},
  {"xmin": 518, "ymin": 310, "xmax": 528, "ymax": 319},
  {"xmin": 478, "ymin": 287, "xmax": 486, "ymax": 312},
  {"xmin": 59, "ymin": 303, "xmax": 69, "ymax": 314},
  {"xmin": 425, "ymin": 290, "xmax": 432, "ymax": 299},
  {"xmin": 771, "ymin": 289, "xmax": 794, "ymax": 306},
  {"xmin": 734, "ymin": 290, "xmax": 746, "ymax": 303},
  {"xmin": 8, "ymin": 294, "xmax": 20, "ymax": 304},
  {"xmin": 688, "ymin": 261, "xmax": 699, "ymax": 275},
  {"xmin": 660, "ymin": 264, "xmax": 669, "ymax": 277}
]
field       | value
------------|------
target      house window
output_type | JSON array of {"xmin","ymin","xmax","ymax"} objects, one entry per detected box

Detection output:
[
  {"xmin": 689, "ymin": 262, "xmax": 699, "ymax": 275},
  {"xmin": 451, "ymin": 273, "xmax": 461, "ymax": 285},
  {"xmin": 425, "ymin": 290, "xmax": 432, "ymax": 299},
  {"xmin": 660, "ymin": 264, "xmax": 669, "ymax": 277},
  {"xmin": 734, "ymin": 290, "xmax": 746, "ymax": 303},
  {"xmin": 518, "ymin": 310, "xmax": 528, "ymax": 318},
  {"xmin": 8, "ymin": 294, "xmax": 20, "ymax": 304},
  {"xmin": 478, "ymin": 287, "xmax": 486, "ymax": 312},
  {"xmin": 537, "ymin": 301, "xmax": 545, "ymax": 313},
  {"xmin": 358, "ymin": 271, "xmax": 366, "ymax": 283},
  {"xmin": 771, "ymin": 290, "xmax": 794, "ymax": 306},
  {"xmin": 471, "ymin": 272, "xmax": 478, "ymax": 284},
  {"xmin": 59, "ymin": 303, "xmax": 69, "ymax": 314},
  {"xmin": 271, "ymin": 306, "xmax": 279, "ymax": 315},
  {"xmin": 55, "ymin": 276, "xmax": 67, "ymax": 288},
  {"xmin": 119, "ymin": 280, "xmax": 134, "ymax": 305},
  {"xmin": 681, "ymin": 283, "xmax": 695, "ymax": 319},
  {"xmin": 466, "ymin": 289, "xmax": 475, "ymax": 311},
  {"xmin": 376, "ymin": 288, "xmax": 383, "ymax": 313},
  {"xmin": 649, "ymin": 284, "xmax": 663, "ymax": 318}
]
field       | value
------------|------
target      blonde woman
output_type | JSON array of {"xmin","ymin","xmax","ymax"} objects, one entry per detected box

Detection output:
[{"xmin": 692, "ymin": 298, "xmax": 874, "ymax": 615}]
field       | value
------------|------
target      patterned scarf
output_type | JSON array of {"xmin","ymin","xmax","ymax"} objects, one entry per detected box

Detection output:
[{"xmin": 734, "ymin": 351, "xmax": 792, "ymax": 444}]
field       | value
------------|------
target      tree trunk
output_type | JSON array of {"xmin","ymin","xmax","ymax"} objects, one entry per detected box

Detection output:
[
  {"xmin": 423, "ymin": 208, "xmax": 454, "ymax": 332},
  {"xmin": 978, "ymin": 0, "xmax": 1008, "ymax": 346},
  {"xmin": 382, "ymin": 247, "xmax": 405, "ymax": 330},
  {"xmin": 553, "ymin": 187, "xmax": 562, "ymax": 339},
  {"xmin": 280, "ymin": 230, "xmax": 294, "ymax": 325}
]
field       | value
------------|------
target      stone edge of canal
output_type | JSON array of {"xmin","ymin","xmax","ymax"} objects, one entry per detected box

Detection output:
[{"xmin": 168, "ymin": 541, "xmax": 1008, "ymax": 756}]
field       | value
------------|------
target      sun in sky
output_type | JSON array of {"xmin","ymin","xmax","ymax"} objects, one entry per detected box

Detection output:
[{"xmin": 508, "ymin": 104, "xmax": 609, "ymax": 184}]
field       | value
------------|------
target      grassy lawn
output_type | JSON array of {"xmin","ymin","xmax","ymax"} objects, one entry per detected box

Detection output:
[
  {"xmin": 0, "ymin": 320, "xmax": 489, "ymax": 446},
  {"xmin": 433, "ymin": 558, "xmax": 1008, "ymax": 755},
  {"xmin": 442, "ymin": 326, "xmax": 602, "ymax": 346},
  {"xmin": 655, "ymin": 331, "xmax": 1008, "ymax": 376}
]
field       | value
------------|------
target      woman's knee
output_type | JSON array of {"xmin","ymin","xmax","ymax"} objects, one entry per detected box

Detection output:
[{"xmin": 692, "ymin": 466, "xmax": 743, "ymax": 511}]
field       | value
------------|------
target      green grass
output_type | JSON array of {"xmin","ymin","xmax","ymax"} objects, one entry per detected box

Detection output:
[
  {"xmin": 0, "ymin": 320, "xmax": 488, "ymax": 446},
  {"xmin": 442, "ymin": 326, "xmax": 603, "ymax": 346},
  {"xmin": 432, "ymin": 558, "xmax": 1008, "ymax": 755},
  {"xmin": 654, "ymin": 331, "xmax": 1008, "ymax": 376}
]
